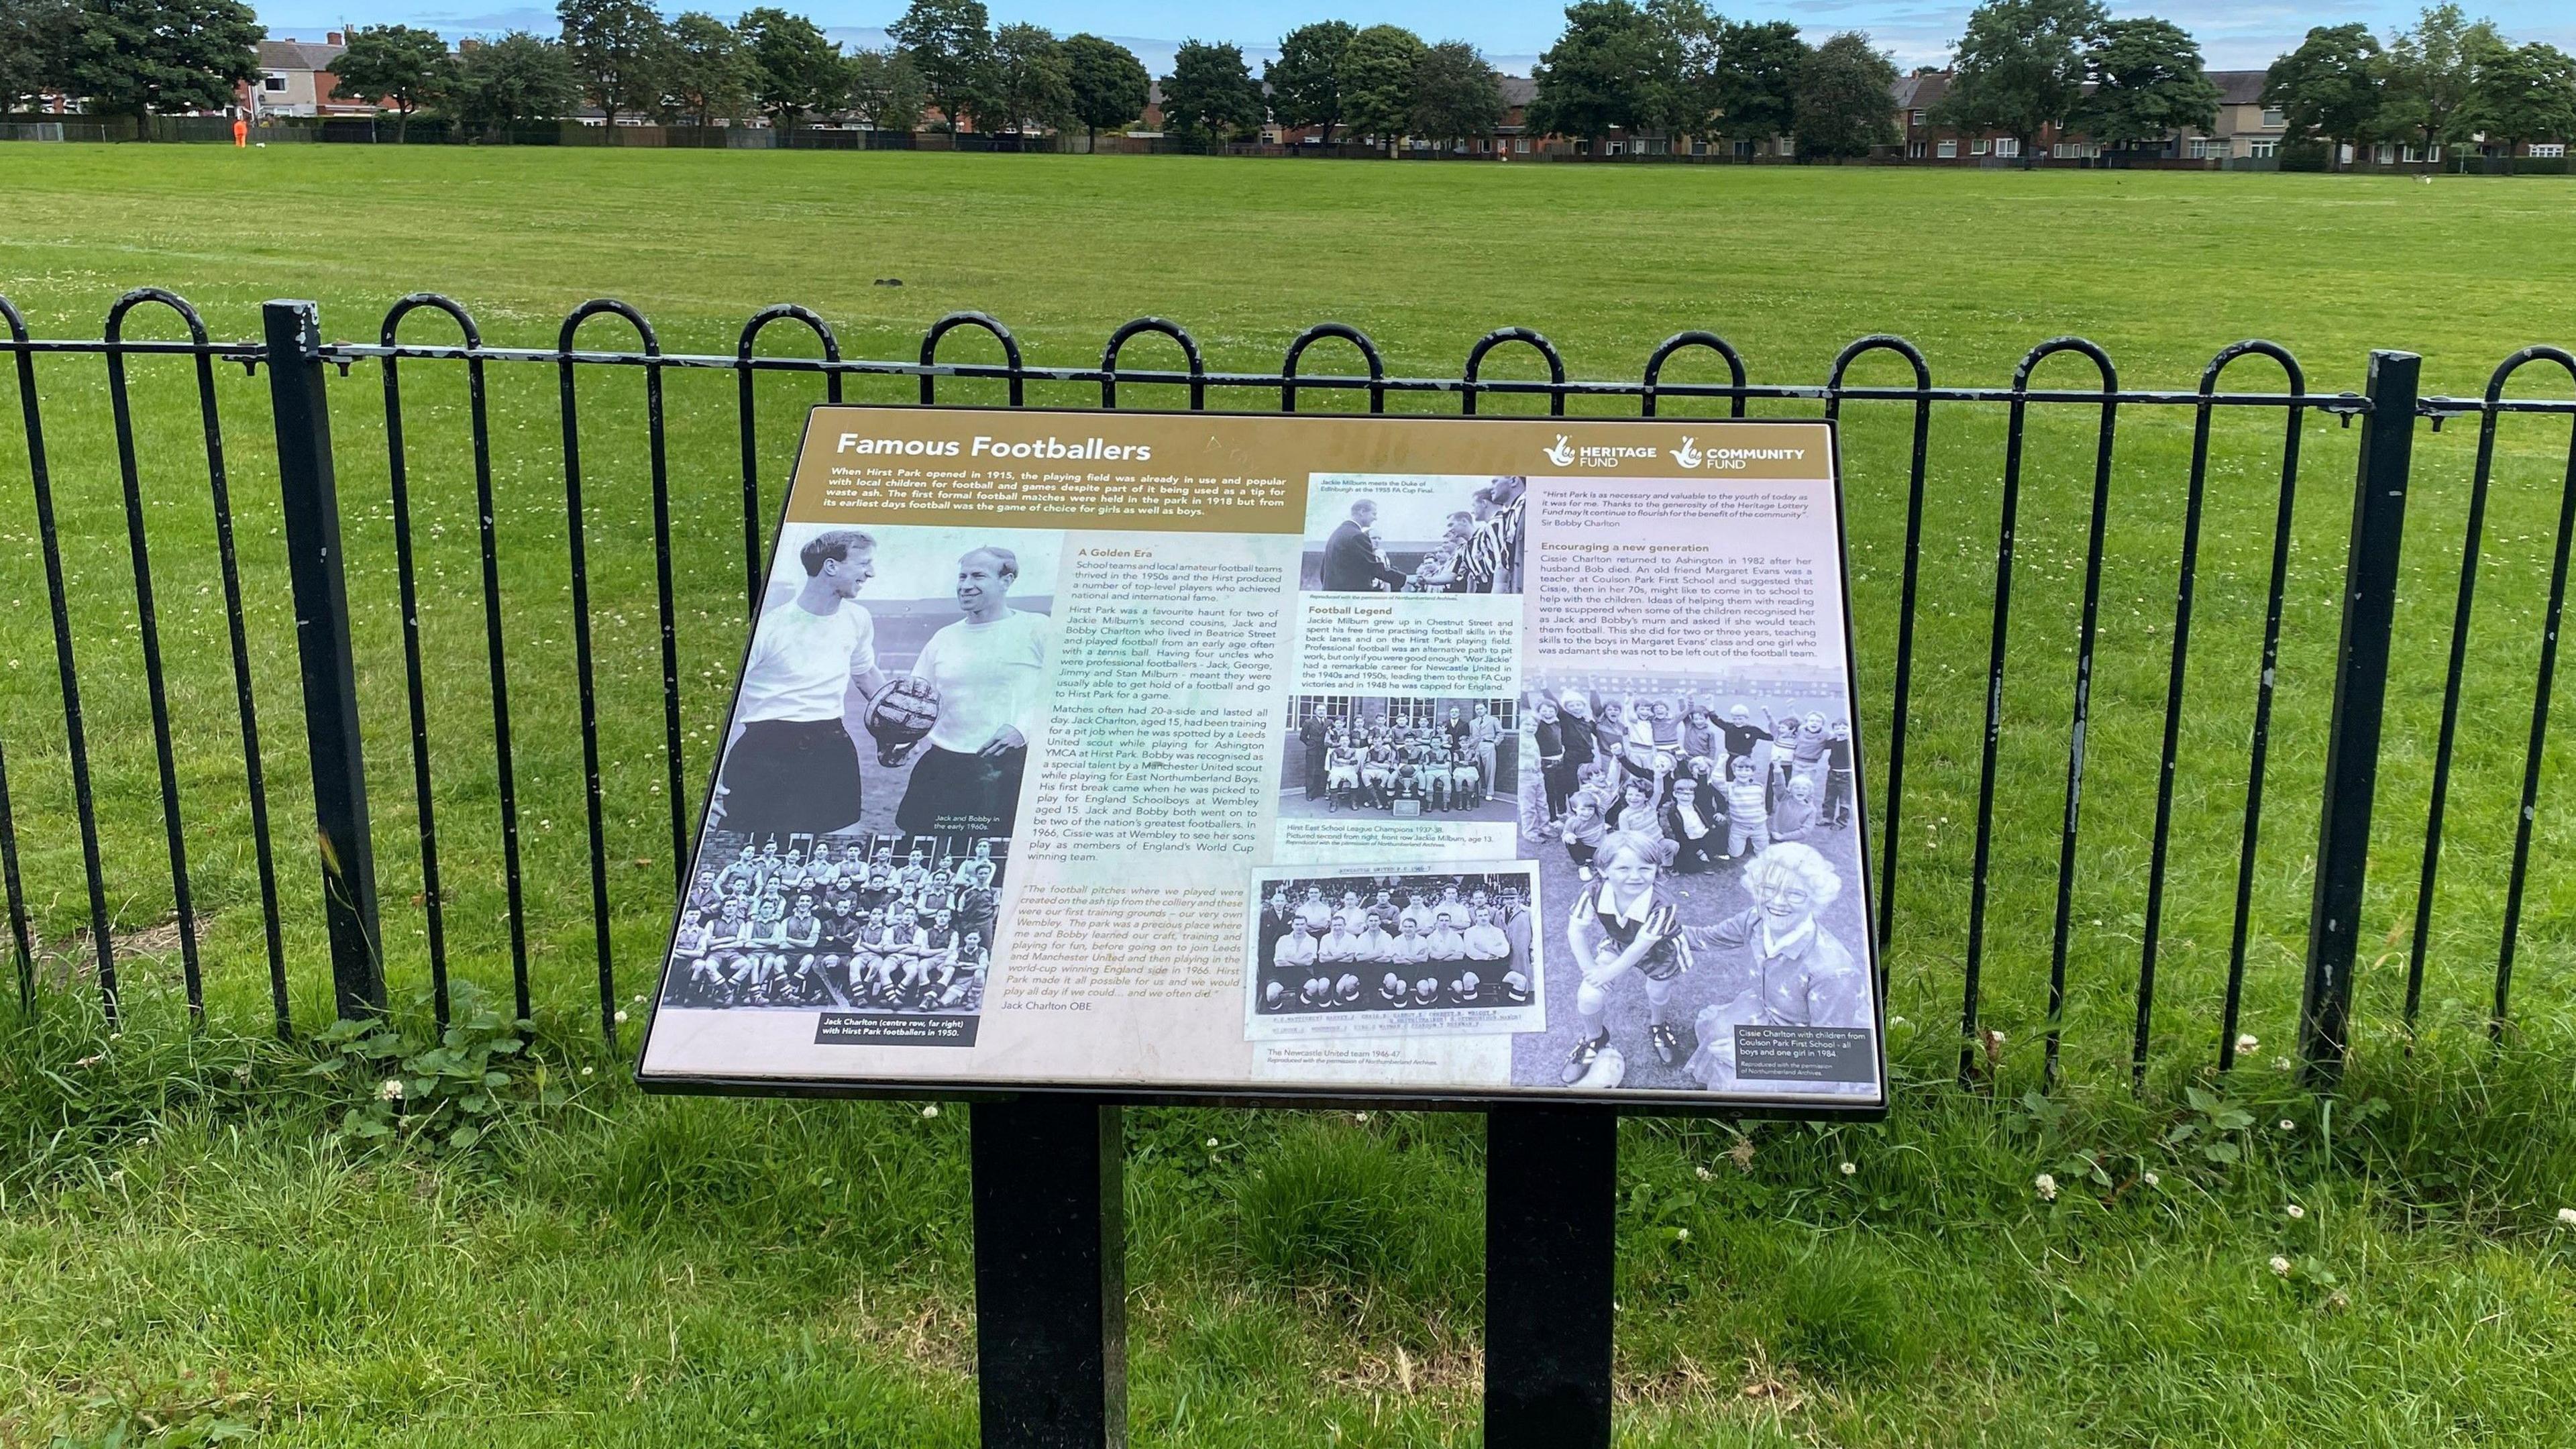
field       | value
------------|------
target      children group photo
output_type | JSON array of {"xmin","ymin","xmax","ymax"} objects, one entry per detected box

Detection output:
[{"xmin": 1511, "ymin": 673, "xmax": 1878, "ymax": 1097}]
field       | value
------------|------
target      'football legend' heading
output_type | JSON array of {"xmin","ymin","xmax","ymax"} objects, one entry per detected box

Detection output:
[{"xmin": 836, "ymin": 433, "xmax": 1155, "ymax": 462}]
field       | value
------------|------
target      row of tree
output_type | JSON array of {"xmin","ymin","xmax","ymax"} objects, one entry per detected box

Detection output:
[
  {"xmin": 5, "ymin": 0, "xmax": 2570, "ymax": 160},
  {"xmin": 2265, "ymin": 5, "xmax": 2576, "ymax": 166}
]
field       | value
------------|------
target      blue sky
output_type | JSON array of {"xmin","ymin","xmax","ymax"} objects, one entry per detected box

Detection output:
[{"xmin": 256, "ymin": 0, "xmax": 2576, "ymax": 75}]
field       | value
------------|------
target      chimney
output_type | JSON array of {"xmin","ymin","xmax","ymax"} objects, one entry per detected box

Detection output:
[{"xmin": 327, "ymin": 30, "xmax": 343, "ymax": 44}]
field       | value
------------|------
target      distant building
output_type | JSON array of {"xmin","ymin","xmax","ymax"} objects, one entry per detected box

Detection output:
[
  {"xmin": 1889, "ymin": 70, "xmax": 2086, "ymax": 163},
  {"xmin": 241, "ymin": 34, "xmax": 375, "ymax": 119}
]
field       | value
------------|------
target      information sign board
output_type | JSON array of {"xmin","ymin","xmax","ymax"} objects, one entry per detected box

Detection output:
[{"xmin": 637, "ymin": 407, "xmax": 1882, "ymax": 1111}]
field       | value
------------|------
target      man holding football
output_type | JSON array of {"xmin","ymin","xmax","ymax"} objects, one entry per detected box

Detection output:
[
  {"xmin": 895, "ymin": 545, "xmax": 1053, "ymax": 847},
  {"xmin": 714, "ymin": 529, "xmax": 888, "ymax": 840}
]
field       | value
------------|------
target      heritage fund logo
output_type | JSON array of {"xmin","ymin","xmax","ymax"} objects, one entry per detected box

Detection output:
[{"xmin": 1544, "ymin": 434, "xmax": 1660, "ymax": 469}]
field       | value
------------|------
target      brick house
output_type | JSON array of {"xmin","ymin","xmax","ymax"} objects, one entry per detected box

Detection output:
[{"xmin": 240, "ymin": 34, "xmax": 376, "ymax": 119}]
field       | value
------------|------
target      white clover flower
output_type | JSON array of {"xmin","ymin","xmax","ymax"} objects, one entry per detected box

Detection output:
[
  {"xmin": 2035, "ymin": 1173, "xmax": 2058, "ymax": 1201},
  {"xmin": 1354, "ymin": 1112, "xmax": 1369, "ymax": 1122},
  {"xmin": 2557, "ymin": 1208, "xmax": 2576, "ymax": 1227},
  {"xmin": 378, "ymin": 1078, "xmax": 405, "ymax": 1102},
  {"xmin": 2285, "ymin": 1203, "xmax": 2306, "ymax": 1220},
  {"xmin": 1695, "ymin": 1165, "xmax": 1713, "ymax": 1181},
  {"xmin": 920, "ymin": 1103, "xmax": 939, "ymax": 1118},
  {"xmin": 2236, "ymin": 1033, "xmax": 2259, "ymax": 1053},
  {"xmin": 2141, "ymin": 1171, "xmax": 2160, "ymax": 1187},
  {"xmin": 580, "ymin": 1066, "xmax": 594, "ymax": 1077},
  {"xmin": 613, "ymin": 1009, "xmax": 629, "ymax": 1024},
  {"xmin": 1205, "ymin": 1137, "xmax": 1220, "ymax": 1149},
  {"xmin": 2269, "ymin": 1254, "xmax": 2292, "ymax": 1277},
  {"xmin": 1839, "ymin": 1161, "xmax": 1856, "ymax": 1176},
  {"xmin": 2279, "ymin": 1119, "xmax": 2296, "ymax": 1131},
  {"xmin": 232, "ymin": 1064, "xmax": 252, "ymax": 1081},
  {"xmin": 2273, "ymin": 1057, "xmax": 2294, "ymax": 1072},
  {"xmin": 1676, "ymin": 1227, "xmax": 1691, "ymax": 1242}
]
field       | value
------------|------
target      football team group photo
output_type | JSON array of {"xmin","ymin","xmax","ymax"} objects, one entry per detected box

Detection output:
[
  {"xmin": 656, "ymin": 521, "xmax": 1062, "ymax": 1017},
  {"xmin": 1278, "ymin": 695, "xmax": 1521, "ymax": 821},
  {"xmin": 1249, "ymin": 869, "xmax": 1540, "ymax": 1018},
  {"xmin": 1509, "ymin": 673, "xmax": 1876, "ymax": 1096},
  {"xmin": 1300, "ymin": 474, "xmax": 1528, "ymax": 596}
]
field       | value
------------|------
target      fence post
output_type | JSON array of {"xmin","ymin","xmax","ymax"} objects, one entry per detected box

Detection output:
[
  {"xmin": 264, "ymin": 299, "xmax": 386, "ymax": 1022},
  {"xmin": 971, "ymin": 1096, "xmax": 1126, "ymax": 1448},
  {"xmin": 1486, "ymin": 1106, "xmax": 1616, "ymax": 1449},
  {"xmin": 2300, "ymin": 349, "xmax": 2420, "ymax": 1082}
]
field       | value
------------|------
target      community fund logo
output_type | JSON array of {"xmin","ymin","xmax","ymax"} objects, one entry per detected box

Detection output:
[{"xmin": 1542, "ymin": 434, "xmax": 1660, "ymax": 469}]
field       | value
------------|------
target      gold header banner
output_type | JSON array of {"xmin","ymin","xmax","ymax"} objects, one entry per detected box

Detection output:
[{"xmin": 788, "ymin": 407, "xmax": 1836, "ymax": 534}]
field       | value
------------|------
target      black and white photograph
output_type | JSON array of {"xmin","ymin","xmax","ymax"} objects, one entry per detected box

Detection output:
[
  {"xmin": 1300, "ymin": 473, "xmax": 1527, "ymax": 595},
  {"xmin": 1244, "ymin": 866, "xmax": 1544, "ymax": 1040},
  {"xmin": 1278, "ymin": 694, "xmax": 1521, "ymax": 821},
  {"xmin": 704, "ymin": 521, "xmax": 1062, "ymax": 855},
  {"xmin": 659, "ymin": 826, "xmax": 1007, "ymax": 1020},
  {"xmin": 1510, "ymin": 672, "xmax": 1878, "ymax": 1097}
]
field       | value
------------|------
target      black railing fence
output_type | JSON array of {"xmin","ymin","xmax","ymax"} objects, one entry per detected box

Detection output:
[{"xmin": 1, "ymin": 292, "xmax": 2572, "ymax": 1095}]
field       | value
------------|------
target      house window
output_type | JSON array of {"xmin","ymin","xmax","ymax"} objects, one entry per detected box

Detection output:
[
  {"xmin": 1909, "ymin": 141, "xmax": 1927, "ymax": 158},
  {"xmin": 2532, "ymin": 143, "xmax": 2567, "ymax": 158},
  {"xmin": 1513, "ymin": 136, "xmax": 1528, "ymax": 153},
  {"xmin": 2373, "ymin": 143, "xmax": 2394, "ymax": 164},
  {"xmin": 1994, "ymin": 138, "xmax": 2021, "ymax": 158},
  {"xmin": 2249, "ymin": 139, "xmax": 2278, "ymax": 158},
  {"xmin": 1970, "ymin": 138, "xmax": 1990, "ymax": 155},
  {"xmin": 2428, "ymin": 144, "xmax": 2443, "ymax": 162},
  {"xmin": 2401, "ymin": 144, "xmax": 2420, "ymax": 162},
  {"xmin": 2261, "ymin": 107, "xmax": 2284, "ymax": 127},
  {"xmin": 2190, "ymin": 138, "xmax": 2225, "ymax": 158},
  {"xmin": 1910, "ymin": 109, "xmax": 1925, "ymax": 125},
  {"xmin": 1937, "ymin": 140, "xmax": 1957, "ymax": 158},
  {"xmin": 263, "ymin": 74, "xmax": 288, "ymax": 91},
  {"xmin": 1690, "ymin": 140, "xmax": 1705, "ymax": 156}
]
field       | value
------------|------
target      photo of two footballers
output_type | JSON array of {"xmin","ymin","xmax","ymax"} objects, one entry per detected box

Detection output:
[{"xmin": 652, "ymin": 521, "xmax": 1062, "ymax": 1034}]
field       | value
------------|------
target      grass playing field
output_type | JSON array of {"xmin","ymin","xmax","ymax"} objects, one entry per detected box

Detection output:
[{"xmin": 3, "ymin": 146, "xmax": 2576, "ymax": 1446}]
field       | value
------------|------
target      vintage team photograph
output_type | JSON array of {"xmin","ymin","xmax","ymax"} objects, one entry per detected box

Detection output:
[
  {"xmin": 1244, "ymin": 865, "xmax": 1544, "ymax": 1039},
  {"xmin": 1509, "ymin": 672, "xmax": 1878, "ymax": 1097},
  {"xmin": 1299, "ymin": 473, "xmax": 1527, "ymax": 595},
  {"xmin": 660, "ymin": 828, "xmax": 1006, "ymax": 1017},
  {"xmin": 1278, "ymin": 694, "xmax": 1523, "ymax": 821}
]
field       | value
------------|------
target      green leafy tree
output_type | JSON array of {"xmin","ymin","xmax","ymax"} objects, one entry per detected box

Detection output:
[
  {"xmin": 63, "ymin": 0, "xmax": 260, "ymax": 129},
  {"xmin": 1264, "ymin": 19, "xmax": 1355, "ymax": 144},
  {"xmin": 888, "ymin": 0, "xmax": 993, "ymax": 131},
  {"xmin": 1339, "ymin": 23, "xmax": 1424, "ymax": 153},
  {"xmin": 1525, "ymin": 0, "xmax": 1678, "ymax": 147},
  {"xmin": 555, "ymin": 0, "xmax": 664, "ymax": 125},
  {"xmin": 451, "ymin": 30, "xmax": 579, "ymax": 127},
  {"xmin": 1713, "ymin": 18, "xmax": 1805, "ymax": 144},
  {"xmin": 987, "ymin": 21, "xmax": 1071, "ymax": 133},
  {"xmin": 0, "ymin": 0, "xmax": 79, "ymax": 111},
  {"xmin": 1794, "ymin": 29, "xmax": 1896, "ymax": 159},
  {"xmin": 1647, "ymin": 0, "xmax": 1722, "ymax": 137},
  {"xmin": 736, "ymin": 7, "xmax": 842, "ymax": 125},
  {"xmin": 2381, "ymin": 3, "xmax": 2504, "ymax": 152},
  {"xmin": 2463, "ymin": 40, "xmax": 2576, "ymax": 153},
  {"xmin": 329, "ymin": 23, "xmax": 455, "ymax": 138},
  {"xmin": 2263, "ymin": 23, "xmax": 2385, "ymax": 170},
  {"xmin": 657, "ymin": 11, "xmax": 747, "ymax": 125},
  {"xmin": 2074, "ymin": 17, "xmax": 2219, "ymax": 149},
  {"xmin": 1061, "ymin": 31, "xmax": 1147, "ymax": 146},
  {"xmin": 1159, "ymin": 38, "xmax": 1263, "ymax": 143},
  {"xmin": 845, "ymin": 45, "xmax": 924, "ymax": 129},
  {"xmin": 1933, "ymin": 0, "xmax": 2106, "ymax": 166},
  {"xmin": 1410, "ymin": 38, "xmax": 1501, "ymax": 147}
]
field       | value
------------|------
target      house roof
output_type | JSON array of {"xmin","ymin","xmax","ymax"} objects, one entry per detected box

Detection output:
[
  {"xmin": 1499, "ymin": 74, "xmax": 1536, "ymax": 107},
  {"xmin": 257, "ymin": 39, "xmax": 345, "ymax": 71},
  {"xmin": 1891, "ymin": 71, "xmax": 1949, "ymax": 111},
  {"xmin": 2212, "ymin": 70, "xmax": 2267, "ymax": 106}
]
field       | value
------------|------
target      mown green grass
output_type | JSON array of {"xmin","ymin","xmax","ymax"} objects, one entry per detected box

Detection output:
[{"xmin": 1, "ymin": 148, "xmax": 2575, "ymax": 1445}]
